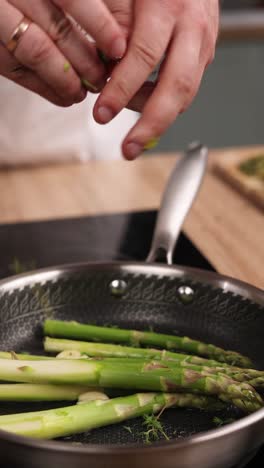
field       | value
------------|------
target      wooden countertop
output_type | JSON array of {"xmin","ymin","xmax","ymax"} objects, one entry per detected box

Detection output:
[
  {"xmin": 0, "ymin": 146, "xmax": 263, "ymax": 290},
  {"xmin": 220, "ymin": 11, "xmax": 264, "ymax": 41}
]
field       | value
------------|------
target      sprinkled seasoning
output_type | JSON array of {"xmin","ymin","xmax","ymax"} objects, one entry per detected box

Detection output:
[
  {"xmin": 63, "ymin": 62, "xmax": 71, "ymax": 73},
  {"xmin": 81, "ymin": 78, "xmax": 98, "ymax": 92},
  {"xmin": 144, "ymin": 138, "xmax": 160, "ymax": 151}
]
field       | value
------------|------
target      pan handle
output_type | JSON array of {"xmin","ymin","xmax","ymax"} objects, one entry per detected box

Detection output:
[{"xmin": 146, "ymin": 142, "xmax": 208, "ymax": 265}]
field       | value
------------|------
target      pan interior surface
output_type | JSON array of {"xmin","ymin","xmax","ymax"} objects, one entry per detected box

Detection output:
[{"xmin": 0, "ymin": 265, "xmax": 263, "ymax": 447}]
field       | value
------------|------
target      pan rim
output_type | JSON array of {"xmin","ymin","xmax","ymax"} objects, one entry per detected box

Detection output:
[
  {"xmin": 0, "ymin": 261, "xmax": 263, "ymax": 305},
  {"xmin": 0, "ymin": 261, "xmax": 263, "ymax": 454},
  {"xmin": 0, "ymin": 406, "xmax": 263, "ymax": 455}
]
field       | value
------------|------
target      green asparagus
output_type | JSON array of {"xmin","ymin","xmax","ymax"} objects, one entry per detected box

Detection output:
[
  {"xmin": 45, "ymin": 337, "xmax": 236, "ymax": 367},
  {"xmin": 0, "ymin": 392, "xmax": 225, "ymax": 439},
  {"xmin": 91, "ymin": 357, "xmax": 264, "ymax": 390},
  {"xmin": 2, "ymin": 343, "xmax": 263, "ymax": 389},
  {"xmin": 0, "ymin": 384, "xmax": 101, "ymax": 401},
  {"xmin": 0, "ymin": 358, "xmax": 261, "ymax": 412},
  {"xmin": 44, "ymin": 337, "xmax": 263, "ymax": 385},
  {"xmin": 0, "ymin": 351, "xmax": 52, "ymax": 360},
  {"xmin": 44, "ymin": 320, "xmax": 252, "ymax": 367}
]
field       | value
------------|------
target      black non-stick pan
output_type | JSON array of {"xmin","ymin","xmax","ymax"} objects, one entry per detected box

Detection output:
[{"xmin": 0, "ymin": 143, "xmax": 263, "ymax": 468}]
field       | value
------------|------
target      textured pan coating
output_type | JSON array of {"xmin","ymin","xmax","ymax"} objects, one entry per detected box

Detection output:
[{"xmin": 0, "ymin": 267, "xmax": 263, "ymax": 446}]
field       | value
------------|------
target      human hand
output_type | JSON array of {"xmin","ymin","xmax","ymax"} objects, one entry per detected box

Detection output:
[
  {"xmin": 0, "ymin": 0, "xmax": 126, "ymax": 106},
  {"xmin": 94, "ymin": 0, "xmax": 219, "ymax": 159}
]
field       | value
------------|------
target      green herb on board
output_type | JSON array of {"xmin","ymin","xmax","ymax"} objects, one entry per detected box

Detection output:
[{"xmin": 239, "ymin": 155, "xmax": 264, "ymax": 181}]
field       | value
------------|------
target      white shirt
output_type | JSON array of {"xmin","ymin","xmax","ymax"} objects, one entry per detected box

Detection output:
[{"xmin": 0, "ymin": 76, "xmax": 138, "ymax": 166}]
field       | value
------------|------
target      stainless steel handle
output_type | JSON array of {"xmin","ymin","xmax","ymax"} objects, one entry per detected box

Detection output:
[{"xmin": 147, "ymin": 142, "xmax": 208, "ymax": 265}]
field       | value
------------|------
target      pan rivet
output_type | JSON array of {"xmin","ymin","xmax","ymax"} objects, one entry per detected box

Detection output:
[
  {"xmin": 110, "ymin": 279, "xmax": 128, "ymax": 297},
  {"xmin": 178, "ymin": 285, "xmax": 194, "ymax": 304}
]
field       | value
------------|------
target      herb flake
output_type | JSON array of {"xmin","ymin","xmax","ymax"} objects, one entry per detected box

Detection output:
[
  {"xmin": 123, "ymin": 426, "xmax": 133, "ymax": 434},
  {"xmin": 63, "ymin": 62, "xmax": 71, "ymax": 73},
  {"xmin": 141, "ymin": 411, "xmax": 169, "ymax": 444},
  {"xmin": 213, "ymin": 417, "xmax": 235, "ymax": 427}
]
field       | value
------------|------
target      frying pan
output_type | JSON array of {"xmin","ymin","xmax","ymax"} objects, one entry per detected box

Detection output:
[{"xmin": 0, "ymin": 142, "xmax": 263, "ymax": 468}]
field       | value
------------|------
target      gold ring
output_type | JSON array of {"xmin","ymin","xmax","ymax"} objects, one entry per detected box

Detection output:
[{"xmin": 6, "ymin": 17, "xmax": 31, "ymax": 53}]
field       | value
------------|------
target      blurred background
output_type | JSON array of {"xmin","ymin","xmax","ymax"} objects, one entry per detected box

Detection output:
[{"xmin": 154, "ymin": 0, "xmax": 264, "ymax": 152}]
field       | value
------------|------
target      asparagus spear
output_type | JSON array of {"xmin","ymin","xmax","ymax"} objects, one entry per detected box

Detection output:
[
  {"xmin": 106, "ymin": 358, "xmax": 264, "ymax": 390},
  {"xmin": 2, "ymin": 343, "xmax": 263, "ymax": 389},
  {"xmin": 0, "ymin": 351, "xmax": 52, "ymax": 361},
  {"xmin": 83, "ymin": 357, "xmax": 264, "ymax": 390},
  {"xmin": 218, "ymin": 394, "xmax": 260, "ymax": 414},
  {"xmin": 0, "ymin": 358, "xmax": 261, "ymax": 412},
  {"xmin": 0, "ymin": 384, "xmax": 103, "ymax": 402},
  {"xmin": 45, "ymin": 337, "xmax": 236, "ymax": 367},
  {"xmin": 155, "ymin": 360, "xmax": 264, "ymax": 389},
  {"xmin": 0, "ymin": 393, "xmax": 224, "ymax": 427},
  {"xmin": 44, "ymin": 320, "xmax": 252, "ymax": 368},
  {"xmin": 45, "ymin": 337, "xmax": 263, "ymax": 383},
  {"xmin": 0, "ymin": 392, "xmax": 225, "ymax": 439}
]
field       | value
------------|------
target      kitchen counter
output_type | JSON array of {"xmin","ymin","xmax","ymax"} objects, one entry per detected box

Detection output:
[
  {"xmin": 220, "ymin": 10, "xmax": 264, "ymax": 41},
  {"xmin": 0, "ymin": 146, "xmax": 263, "ymax": 290}
]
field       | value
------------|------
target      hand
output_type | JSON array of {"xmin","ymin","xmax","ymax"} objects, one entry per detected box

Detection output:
[
  {"xmin": 94, "ymin": 0, "xmax": 219, "ymax": 159},
  {"xmin": 0, "ymin": 0, "xmax": 126, "ymax": 106}
]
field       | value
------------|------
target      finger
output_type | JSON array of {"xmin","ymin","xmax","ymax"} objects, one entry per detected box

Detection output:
[
  {"xmin": 0, "ymin": 43, "xmax": 69, "ymax": 106},
  {"xmin": 53, "ymin": 0, "xmax": 127, "ymax": 59},
  {"xmin": 122, "ymin": 29, "xmax": 206, "ymax": 160},
  {"xmin": 126, "ymin": 81, "xmax": 155, "ymax": 112},
  {"xmin": 93, "ymin": 0, "xmax": 174, "ymax": 125},
  {"xmin": 0, "ymin": 0, "xmax": 86, "ymax": 103},
  {"xmin": 103, "ymin": 0, "xmax": 133, "ymax": 36},
  {"xmin": 9, "ymin": 0, "xmax": 106, "ymax": 89}
]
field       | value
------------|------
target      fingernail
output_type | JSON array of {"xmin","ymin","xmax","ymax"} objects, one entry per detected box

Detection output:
[
  {"xmin": 143, "ymin": 137, "xmax": 160, "ymax": 151},
  {"xmin": 125, "ymin": 142, "xmax": 143, "ymax": 159},
  {"xmin": 97, "ymin": 106, "xmax": 114, "ymax": 124},
  {"xmin": 111, "ymin": 37, "xmax": 126, "ymax": 59}
]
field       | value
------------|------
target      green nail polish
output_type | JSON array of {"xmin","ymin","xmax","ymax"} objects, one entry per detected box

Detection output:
[
  {"xmin": 144, "ymin": 138, "xmax": 160, "ymax": 151},
  {"xmin": 63, "ymin": 62, "xmax": 71, "ymax": 73},
  {"xmin": 81, "ymin": 78, "xmax": 98, "ymax": 92}
]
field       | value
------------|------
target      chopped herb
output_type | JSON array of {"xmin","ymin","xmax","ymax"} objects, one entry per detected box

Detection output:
[
  {"xmin": 10, "ymin": 351, "xmax": 19, "ymax": 360},
  {"xmin": 103, "ymin": 324, "xmax": 119, "ymax": 329},
  {"xmin": 143, "ymin": 138, "xmax": 160, "ymax": 152},
  {"xmin": 213, "ymin": 417, "xmax": 235, "ymax": 427},
  {"xmin": 239, "ymin": 155, "xmax": 264, "ymax": 181},
  {"xmin": 81, "ymin": 78, "xmax": 98, "ymax": 92},
  {"xmin": 213, "ymin": 416, "xmax": 223, "ymax": 426},
  {"xmin": 123, "ymin": 425, "xmax": 133, "ymax": 434},
  {"xmin": 63, "ymin": 62, "xmax": 71, "ymax": 73},
  {"xmin": 141, "ymin": 410, "xmax": 169, "ymax": 444},
  {"xmin": 9, "ymin": 257, "xmax": 36, "ymax": 275},
  {"xmin": 97, "ymin": 49, "xmax": 111, "ymax": 65}
]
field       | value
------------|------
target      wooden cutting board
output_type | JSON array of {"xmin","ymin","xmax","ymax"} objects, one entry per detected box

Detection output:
[{"xmin": 213, "ymin": 146, "xmax": 264, "ymax": 210}]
